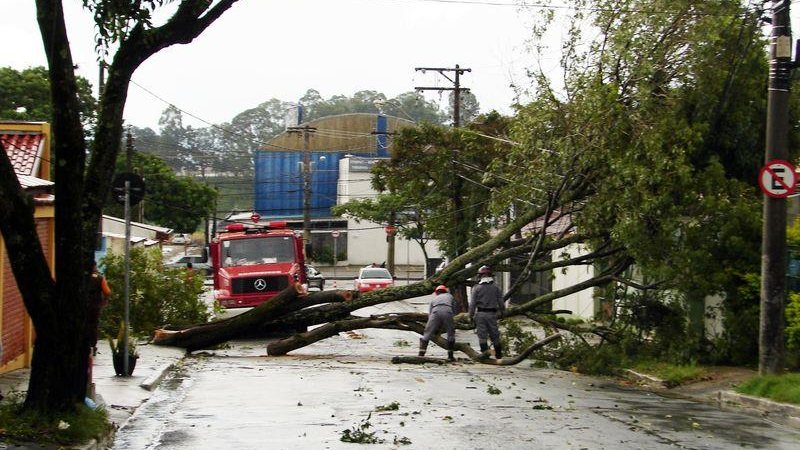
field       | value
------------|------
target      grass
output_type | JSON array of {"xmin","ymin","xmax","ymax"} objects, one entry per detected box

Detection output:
[
  {"xmin": 736, "ymin": 373, "xmax": 800, "ymax": 405},
  {"xmin": 0, "ymin": 394, "xmax": 111, "ymax": 446},
  {"xmin": 631, "ymin": 361, "xmax": 707, "ymax": 386}
]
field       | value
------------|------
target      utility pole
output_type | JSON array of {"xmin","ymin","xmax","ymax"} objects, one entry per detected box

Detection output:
[
  {"xmin": 414, "ymin": 65, "xmax": 471, "ymax": 127},
  {"xmin": 371, "ymin": 128, "xmax": 399, "ymax": 275},
  {"xmin": 288, "ymin": 125, "xmax": 317, "ymax": 258},
  {"xmin": 761, "ymin": 0, "xmax": 794, "ymax": 375},
  {"xmin": 415, "ymin": 65, "xmax": 471, "ymax": 311}
]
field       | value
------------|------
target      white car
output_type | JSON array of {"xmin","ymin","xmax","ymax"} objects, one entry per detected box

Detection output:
[{"xmin": 171, "ymin": 233, "xmax": 191, "ymax": 245}]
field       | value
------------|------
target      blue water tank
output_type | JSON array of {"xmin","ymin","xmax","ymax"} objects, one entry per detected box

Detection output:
[{"xmin": 254, "ymin": 152, "xmax": 345, "ymax": 219}]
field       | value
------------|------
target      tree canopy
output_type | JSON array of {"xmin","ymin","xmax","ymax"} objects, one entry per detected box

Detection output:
[
  {"xmin": 0, "ymin": 0, "xmax": 239, "ymax": 414},
  {"xmin": 0, "ymin": 66, "xmax": 97, "ymax": 130}
]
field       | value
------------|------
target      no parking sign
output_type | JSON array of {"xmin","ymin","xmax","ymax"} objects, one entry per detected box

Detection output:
[{"xmin": 759, "ymin": 159, "xmax": 797, "ymax": 199}]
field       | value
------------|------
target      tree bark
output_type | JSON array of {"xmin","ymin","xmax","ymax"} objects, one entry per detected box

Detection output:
[
  {"xmin": 0, "ymin": 0, "xmax": 240, "ymax": 414},
  {"xmin": 153, "ymin": 286, "xmax": 352, "ymax": 352}
]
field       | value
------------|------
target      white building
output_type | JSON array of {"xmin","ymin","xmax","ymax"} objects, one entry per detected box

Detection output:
[{"xmin": 337, "ymin": 156, "xmax": 443, "ymax": 267}]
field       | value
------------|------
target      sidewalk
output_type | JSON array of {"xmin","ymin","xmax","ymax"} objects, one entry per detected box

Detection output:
[
  {"xmin": 621, "ymin": 366, "xmax": 800, "ymax": 428},
  {"xmin": 0, "ymin": 340, "xmax": 185, "ymax": 449}
]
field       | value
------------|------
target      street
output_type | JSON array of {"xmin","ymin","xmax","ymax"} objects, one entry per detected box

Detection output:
[{"xmin": 113, "ymin": 297, "xmax": 800, "ymax": 450}]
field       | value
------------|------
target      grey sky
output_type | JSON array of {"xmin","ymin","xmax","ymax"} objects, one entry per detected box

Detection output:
[
  {"xmin": 4, "ymin": 1, "xmax": 798, "ymax": 131},
  {"xmin": 4, "ymin": 0, "xmax": 547, "ymax": 130}
]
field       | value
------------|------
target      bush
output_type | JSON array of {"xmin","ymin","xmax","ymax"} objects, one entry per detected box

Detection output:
[
  {"xmin": 737, "ymin": 373, "xmax": 800, "ymax": 405},
  {"xmin": 99, "ymin": 247, "xmax": 209, "ymax": 337}
]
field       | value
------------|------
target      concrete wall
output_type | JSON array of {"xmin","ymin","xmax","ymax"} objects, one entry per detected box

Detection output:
[{"xmin": 550, "ymin": 243, "xmax": 597, "ymax": 320}]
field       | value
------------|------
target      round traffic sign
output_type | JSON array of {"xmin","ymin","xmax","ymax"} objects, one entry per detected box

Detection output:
[
  {"xmin": 331, "ymin": 230, "xmax": 340, "ymax": 238},
  {"xmin": 759, "ymin": 160, "xmax": 797, "ymax": 199},
  {"xmin": 111, "ymin": 172, "xmax": 145, "ymax": 206}
]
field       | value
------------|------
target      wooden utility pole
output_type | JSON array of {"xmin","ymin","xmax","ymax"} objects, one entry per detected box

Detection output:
[
  {"xmin": 415, "ymin": 65, "xmax": 472, "ymax": 311},
  {"xmin": 288, "ymin": 125, "xmax": 317, "ymax": 258},
  {"xmin": 761, "ymin": 0, "xmax": 793, "ymax": 375},
  {"xmin": 414, "ymin": 65, "xmax": 471, "ymax": 127}
]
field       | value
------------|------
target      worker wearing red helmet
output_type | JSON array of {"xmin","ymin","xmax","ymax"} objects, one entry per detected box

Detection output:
[
  {"xmin": 469, "ymin": 265, "xmax": 505, "ymax": 359},
  {"xmin": 418, "ymin": 284, "xmax": 457, "ymax": 361}
]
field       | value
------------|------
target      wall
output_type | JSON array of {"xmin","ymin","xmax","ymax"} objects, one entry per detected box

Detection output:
[
  {"xmin": 550, "ymin": 242, "xmax": 597, "ymax": 320},
  {"xmin": 0, "ymin": 217, "xmax": 51, "ymax": 373},
  {"xmin": 338, "ymin": 157, "xmax": 441, "ymax": 266}
]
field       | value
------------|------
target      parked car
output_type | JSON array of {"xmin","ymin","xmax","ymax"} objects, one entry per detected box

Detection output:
[
  {"xmin": 171, "ymin": 233, "xmax": 191, "ymax": 245},
  {"xmin": 306, "ymin": 265, "xmax": 325, "ymax": 291},
  {"xmin": 354, "ymin": 267, "xmax": 394, "ymax": 293},
  {"xmin": 165, "ymin": 254, "xmax": 211, "ymax": 276}
]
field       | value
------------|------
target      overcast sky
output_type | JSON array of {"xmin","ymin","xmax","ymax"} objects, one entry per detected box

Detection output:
[
  {"xmin": 3, "ymin": 1, "xmax": 799, "ymax": 131},
  {"xmin": 4, "ymin": 0, "xmax": 552, "ymax": 130}
]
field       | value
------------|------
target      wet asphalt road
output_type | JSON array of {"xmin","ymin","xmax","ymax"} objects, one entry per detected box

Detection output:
[{"xmin": 114, "ymin": 296, "xmax": 800, "ymax": 450}]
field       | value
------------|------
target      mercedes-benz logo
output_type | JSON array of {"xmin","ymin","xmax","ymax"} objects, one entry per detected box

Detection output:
[{"xmin": 253, "ymin": 278, "xmax": 267, "ymax": 291}]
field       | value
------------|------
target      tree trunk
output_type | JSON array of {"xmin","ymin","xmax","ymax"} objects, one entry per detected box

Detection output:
[{"xmin": 153, "ymin": 285, "xmax": 352, "ymax": 352}]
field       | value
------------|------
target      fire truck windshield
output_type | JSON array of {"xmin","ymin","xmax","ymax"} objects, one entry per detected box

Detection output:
[{"xmin": 222, "ymin": 236, "xmax": 296, "ymax": 267}]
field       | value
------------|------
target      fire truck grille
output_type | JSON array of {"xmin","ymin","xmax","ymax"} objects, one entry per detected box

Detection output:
[{"xmin": 232, "ymin": 276, "xmax": 289, "ymax": 294}]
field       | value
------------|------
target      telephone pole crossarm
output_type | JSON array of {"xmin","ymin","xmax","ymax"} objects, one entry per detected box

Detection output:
[{"xmin": 287, "ymin": 125, "xmax": 317, "ymax": 258}]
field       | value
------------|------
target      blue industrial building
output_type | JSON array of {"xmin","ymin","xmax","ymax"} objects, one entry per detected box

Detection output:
[{"xmin": 254, "ymin": 113, "xmax": 410, "ymax": 220}]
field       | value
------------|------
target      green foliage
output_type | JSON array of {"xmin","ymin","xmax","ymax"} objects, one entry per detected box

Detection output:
[
  {"xmin": 374, "ymin": 401, "xmax": 400, "ymax": 412},
  {"xmin": 708, "ymin": 272, "xmax": 760, "ymax": 366},
  {"xmin": 737, "ymin": 374, "xmax": 800, "ymax": 405},
  {"xmin": 340, "ymin": 414, "xmax": 383, "ymax": 444},
  {"xmin": 105, "ymin": 152, "xmax": 217, "ymax": 233},
  {"xmin": 0, "ymin": 66, "xmax": 96, "ymax": 130},
  {"xmin": 370, "ymin": 113, "xmax": 511, "ymax": 258},
  {"xmin": 99, "ymin": 247, "xmax": 209, "ymax": 337},
  {"xmin": 486, "ymin": 385, "xmax": 501, "ymax": 395},
  {"xmin": 0, "ymin": 395, "xmax": 110, "ymax": 446},
  {"xmin": 631, "ymin": 361, "xmax": 707, "ymax": 386},
  {"xmin": 786, "ymin": 293, "xmax": 800, "ymax": 367},
  {"xmin": 301, "ymin": 89, "xmax": 445, "ymax": 124}
]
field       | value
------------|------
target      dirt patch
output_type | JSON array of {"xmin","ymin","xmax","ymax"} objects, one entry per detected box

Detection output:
[{"xmin": 626, "ymin": 366, "xmax": 759, "ymax": 401}]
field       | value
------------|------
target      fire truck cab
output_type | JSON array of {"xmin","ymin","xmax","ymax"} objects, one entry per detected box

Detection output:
[{"xmin": 210, "ymin": 221, "xmax": 307, "ymax": 309}]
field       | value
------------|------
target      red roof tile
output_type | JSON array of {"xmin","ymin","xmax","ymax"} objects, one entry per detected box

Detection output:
[{"xmin": 1, "ymin": 133, "xmax": 44, "ymax": 177}]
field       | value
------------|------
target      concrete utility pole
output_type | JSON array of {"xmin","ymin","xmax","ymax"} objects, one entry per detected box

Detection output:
[
  {"xmin": 288, "ymin": 125, "xmax": 317, "ymax": 258},
  {"xmin": 371, "ymin": 128, "xmax": 399, "ymax": 275},
  {"xmin": 415, "ymin": 65, "xmax": 472, "ymax": 311},
  {"xmin": 761, "ymin": 0, "xmax": 794, "ymax": 375}
]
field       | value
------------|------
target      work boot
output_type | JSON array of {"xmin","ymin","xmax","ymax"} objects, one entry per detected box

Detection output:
[
  {"xmin": 493, "ymin": 343, "xmax": 503, "ymax": 359},
  {"xmin": 418, "ymin": 338, "xmax": 428, "ymax": 357},
  {"xmin": 479, "ymin": 342, "xmax": 489, "ymax": 353},
  {"xmin": 447, "ymin": 340, "xmax": 455, "ymax": 361}
]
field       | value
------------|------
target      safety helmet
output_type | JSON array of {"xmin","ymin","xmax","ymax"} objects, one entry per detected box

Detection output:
[
  {"xmin": 478, "ymin": 265, "xmax": 492, "ymax": 275},
  {"xmin": 434, "ymin": 284, "xmax": 449, "ymax": 294}
]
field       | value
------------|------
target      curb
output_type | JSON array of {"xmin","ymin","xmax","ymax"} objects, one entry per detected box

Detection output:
[
  {"xmin": 619, "ymin": 368, "xmax": 672, "ymax": 388},
  {"xmin": 139, "ymin": 362, "xmax": 175, "ymax": 391},
  {"xmin": 718, "ymin": 390, "xmax": 800, "ymax": 425}
]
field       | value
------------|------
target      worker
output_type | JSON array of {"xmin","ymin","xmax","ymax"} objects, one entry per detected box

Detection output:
[
  {"xmin": 469, "ymin": 265, "xmax": 505, "ymax": 359},
  {"xmin": 419, "ymin": 285, "xmax": 457, "ymax": 361}
]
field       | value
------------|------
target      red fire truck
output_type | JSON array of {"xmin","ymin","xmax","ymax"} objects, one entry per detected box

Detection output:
[{"xmin": 210, "ymin": 220, "xmax": 307, "ymax": 309}]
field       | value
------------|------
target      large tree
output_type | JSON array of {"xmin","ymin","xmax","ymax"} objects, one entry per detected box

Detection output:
[
  {"xmin": 0, "ymin": 0, "xmax": 238, "ymax": 414},
  {"xmin": 103, "ymin": 152, "xmax": 217, "ymax": 232},
  {"xmin": 154, "ymin": 0, "xmax": 789, "ymax": 367},
  {"xmin": 0, "ymin": 66, "xmax": 97, "ymax": 130}
]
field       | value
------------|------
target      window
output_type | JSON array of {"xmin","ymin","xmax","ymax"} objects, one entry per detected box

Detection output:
[{"xmin": 223, "ymin": 237, "xmax": 296, "ymax": 267}]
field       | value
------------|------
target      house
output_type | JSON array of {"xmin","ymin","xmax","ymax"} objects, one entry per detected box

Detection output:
[
  {"xmin": 0, "ymin": 122, "xmax": 54, "ymax": 374},
  {"xmin": 95, "ymin": 215, "xmax": 171, "ymax": 262}
]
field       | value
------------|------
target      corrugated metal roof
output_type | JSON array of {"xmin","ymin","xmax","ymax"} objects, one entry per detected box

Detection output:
[
  {"xmin": 17, "ymin": 174, "xmax": 53, "ymax": 189},
  {"xmin": 102, "ymin": 215, "xmax": 173, "ymax": 234},
  {"xmin": 1, "ymin": 133, "xmax": 43, "ymax": 177}
]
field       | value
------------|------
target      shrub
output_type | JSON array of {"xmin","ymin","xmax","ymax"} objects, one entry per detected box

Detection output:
[
  {"xmin": 737, "ymin": 373, "xmax": 800, "ymax": 405},
  {"xmin": 100, "ymin": 247, "xmax": 209, "ymax": 337}
]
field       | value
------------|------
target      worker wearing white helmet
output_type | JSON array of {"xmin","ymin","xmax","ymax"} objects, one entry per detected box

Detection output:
[{"xmin": 469, "ymin": 265, "xmax": 505, "ymax": 359}]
